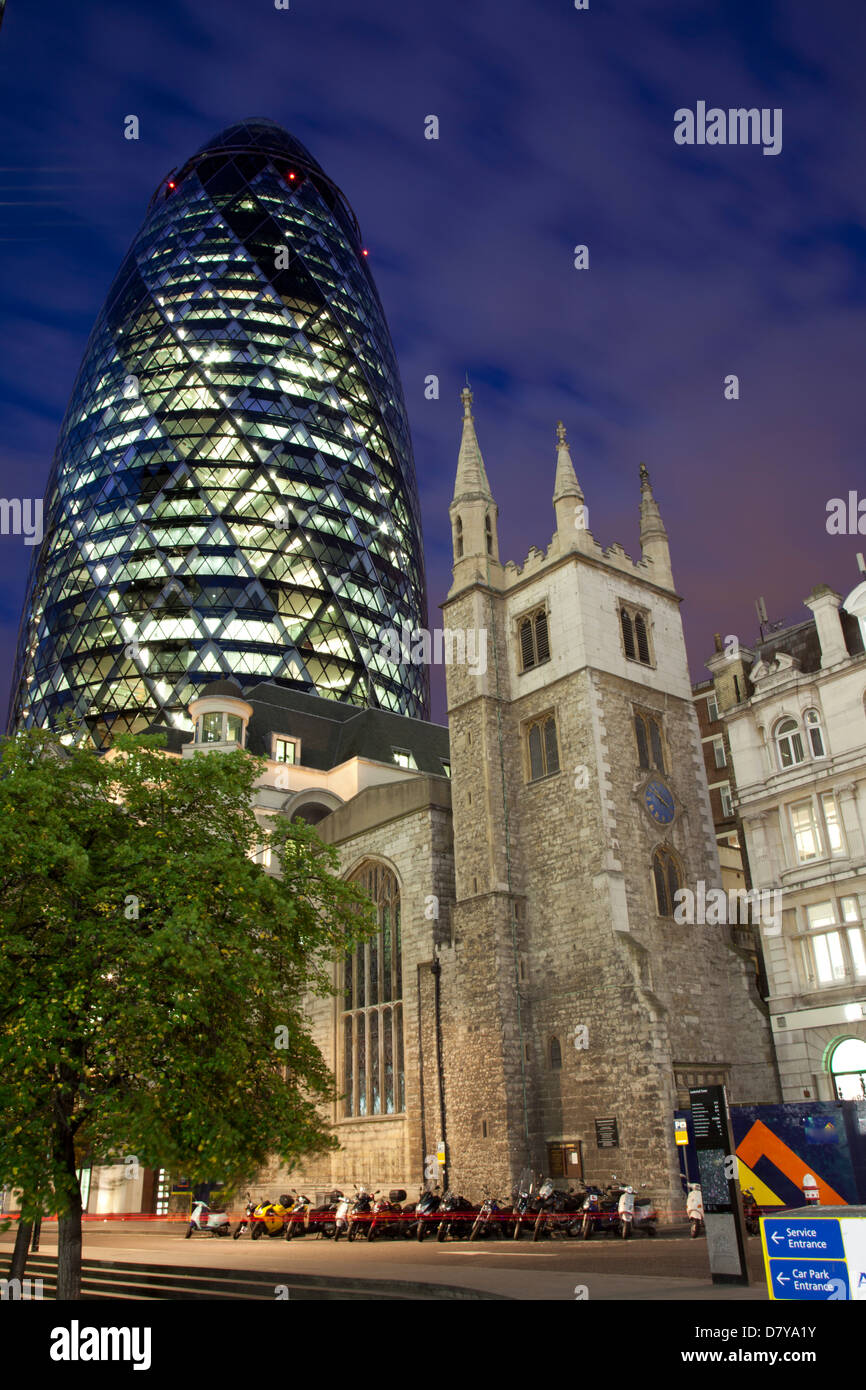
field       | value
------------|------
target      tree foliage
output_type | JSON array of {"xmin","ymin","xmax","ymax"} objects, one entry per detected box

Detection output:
[{"xmin": 0, "ymin": 728, "xmax": 374, "ymax": 1292}]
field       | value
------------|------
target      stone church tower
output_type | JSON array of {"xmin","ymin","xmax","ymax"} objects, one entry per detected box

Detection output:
[{"xmin": 439, "ymin": 388, "xmax": 779, "ymax": 1208}]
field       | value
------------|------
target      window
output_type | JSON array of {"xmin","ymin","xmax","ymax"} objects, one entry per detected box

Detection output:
[
  {"xmin": 197, "ymin": 709, "xmax": 245, "ymax": 746},
  {"xmin": 620, "ymin": 604, "xmax": 652, "ymax": 665},
  {"xmin": 805, "ymin": 709, "xmax": 826, "ymax": 758},
  {"xmin": 518, "ymin": 608, "xmax": 550, "ymax": 672},
  {"xmin": 526, "ymin": 713, "xmax": 560, "ymax": 781},
  {"xmin": 789, "ymin": 794, "xmax": 846, "ymax": 863},
  {"xmin": 801, "ymin": 900, "xmax": 866, "ymax": 990},
  {"xmin": 341, "ymin": 863, "xmax": 404, "ymax": 1117},
  {"xmin": 621, "ymin": 609, "xmax": 635, "ymax": 661},
  {"xmin": 712, "ymin": 737, "xmax": 726, "ymax": 769},
  {"xmin": 652, "ymin": 847, "xmax": 683, "ymax": 917},
  {"xmin": 455, "ymin": 515, "xmax": 463, "ymax": 558},
  {"xmin": 634, "ymin": 710, "xmax": 665, "ymax": 772},
  {"xmin": 392, "ymin": 748, "xmax": 417, "ymax": 770},
  {"xmin": 274, "ymin": 737, "xmax": 296, "ymax": 764},
  {"xmin": 829, "ymin": 1037, "xmax": 866, "ymax": 1100},
  {"xmin": 549, "ymin": 1038, "xmax": 562, "ymax": 1070},
  {"xmin": 707, "ymin": 694, "xmax": 719, "ymax": 723},
  {"xmin": 775, "ymin": 718, "xmax": 805, "ymax": 769},
  {"xmin": 720, "ymin": 783, "xmax": 734, "ymax": 818},
  {"xmin": 790, "ymin": 799, "xmax": 822, "ymax": 861},
  {"xmin": 440, "ymin": 759, "xmax": 451, "ymax": 777}
]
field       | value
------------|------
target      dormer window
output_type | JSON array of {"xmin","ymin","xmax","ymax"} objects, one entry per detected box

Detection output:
[
  {"xmin": 393, "ymin": 748, "xmax": 417, "ymax": 770},
  {"xmin": 274, "ymin": 737, "xmax": 297, "ymax": 764},
  {"xmin": 198, "ymin": 710, "xmax": 245, "ymax": 745}
]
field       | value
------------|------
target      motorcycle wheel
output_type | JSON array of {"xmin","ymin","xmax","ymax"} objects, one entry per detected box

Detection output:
[
  {"xmin": 513, "ymin": 1217, "xmax": 522, "ymax": 1241},
  {"xmin": 469, "ymin": 1220, "xmax": 482, "ymax": 1242},
  {"xmin": 436, "ymin": 1221, "xmax": 448, "ymax": 1243},
  {"xmin": 621, "ymin": 1222, "xmax": 631, "ymax": 1240},
  {"xmin": 347, "ymin": 1223, "xmax": 357, "ymax": 1242},
  {"xmin": 581, "ymin": 1219, "xmax": 593, "ymax": 1240},
  {"xmin": 185, "ymin": 1224, "xmax": 193, "ymax": 1239},
  {"xmin": 416, "ymin": 1221, "xmax": 425, "ymax": 1242},
  {"xmin": 233, "ymin": 1227, "xmax": 243, "ymax": 1240},
  {"xmin": 251, "ymin": 1223, "xmax": 263, "ymax": 1241},
  {"xmin": 216, "ymin": 1224, "xmax": 231, "ymax": 1237},
  {"xmin": 532, "ymin": 1213, "xmax": 545, "ymax": 1242},
  {"xmin": 367, "ymin": 1223, "xmax": 377, "ymax": 1243}
]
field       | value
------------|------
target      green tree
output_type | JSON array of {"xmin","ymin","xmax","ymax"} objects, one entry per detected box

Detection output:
[{"xmin": 0, "ymin": 728, "xmax": 374, "ymax": 1298}]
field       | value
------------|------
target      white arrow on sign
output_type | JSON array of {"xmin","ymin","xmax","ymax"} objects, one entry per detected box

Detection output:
[
  {"xmin": 776, "ymin": 1272, "xmax": 789, "ymax": 1285},
  {"xmin": 771, "ymin": 1231, "xmax": 784, "ymax": 1244}
]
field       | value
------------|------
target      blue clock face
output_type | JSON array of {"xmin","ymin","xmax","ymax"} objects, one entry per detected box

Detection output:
[{"xmin": 644, "ymin": 777, "xmax": 675, "ymax": 825}]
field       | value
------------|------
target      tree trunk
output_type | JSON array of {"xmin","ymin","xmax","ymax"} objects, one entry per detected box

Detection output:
[
  {"xmin": 7, "ymin": 1217, "xmax": 32, "ymax": 1283},
  {"xmin": 54, "ymin": 1126, "xmax": 83, "ymax": 1301}
]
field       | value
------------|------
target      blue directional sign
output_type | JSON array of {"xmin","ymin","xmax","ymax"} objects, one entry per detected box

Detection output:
[
  {"xmin": 763, "ymin": 1217, "xmax": 844, "ymax": 1260},
  {"xmin": 769, "ymin": 1259, "xmax": 849, "ymax": 1300}
]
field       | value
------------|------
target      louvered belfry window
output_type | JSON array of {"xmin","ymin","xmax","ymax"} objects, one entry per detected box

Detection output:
[
  {"xmin": 518, "ymin": 607, "xmax": 551, "ymax": 671},
  {"xmin": 620, "ymin": 604, "xmax": 652, "ymax": 665},
  {"xmin": 341, "ymin": 862, "xmax": 404, "ymax": 1117}
]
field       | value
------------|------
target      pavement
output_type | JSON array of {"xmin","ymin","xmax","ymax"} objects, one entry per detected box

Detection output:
[{"xmin": 0, "ymin": 1221, "xmax": 770, "ymax": 1300}]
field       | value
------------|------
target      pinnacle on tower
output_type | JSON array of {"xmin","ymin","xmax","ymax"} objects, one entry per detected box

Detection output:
[
  {"xmin": 449, "ymin": 386, "xmax": 499, "ymax": 574},
  {"xmin": 453, "ymin": 386, "xmax": 493, "ymax": 503},
  {"xmin": 552, "ymin": 421, "xmax": 587, "ymax": 541},
  {"xmin": 638, "ymin": 462, "xmax": 674, "ymax": 588}
]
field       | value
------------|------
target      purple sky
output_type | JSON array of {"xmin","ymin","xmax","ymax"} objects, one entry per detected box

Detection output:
[{"xmin": 1, "ymin": 0, "xmax": 865, "ymax": 724}]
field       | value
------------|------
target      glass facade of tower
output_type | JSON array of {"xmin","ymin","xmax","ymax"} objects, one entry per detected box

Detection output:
[{"xmin": 10, "ymin": 119, "xmax": 428, "ymax": 746}]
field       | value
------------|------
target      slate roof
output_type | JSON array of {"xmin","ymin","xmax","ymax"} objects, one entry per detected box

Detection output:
[{"xmin": 145, "ymin": 681, "xmax": 450, "ymax": 775}]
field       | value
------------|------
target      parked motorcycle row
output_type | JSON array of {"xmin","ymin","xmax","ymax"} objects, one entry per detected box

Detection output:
[{"xmin": 185, "ymin": 1173, "xmax": 687, "ymax": 1242}]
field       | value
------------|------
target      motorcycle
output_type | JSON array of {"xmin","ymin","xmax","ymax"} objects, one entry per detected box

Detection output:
[
  {"xmin": 310, "ymin": 1190, "xmax": 344, "ymax": 1239},
  {"xmin": 512, "ymin": 1171, "xmax": 541, "ymax": 1241},
  {"xmin": 368, "ymin": 1190, "xmax": 408, "ymax": 1242},
  {"xmin": 470, "ymin": 1188, "xmax": 513, "ymax": 1241},
  {"xmin": 233, "ymin": 1192, "xmax": 256, "ymax": 1239},
  {"xmin": 250, "ymin": 1194, "xmax": 292, "ymax": 1240},
  {"xmin": 532, "ymin": 1180, "xmax": 585, "ymax": 1240},
  {"xmin": 686, "ymin": 1182, "xmax": 704, "ymax": 1238},
  {"xmin": 186, "ymin": 1199, "xmax": 231, "ymax": 1238},
  {"xmin": 414, "ymin": 1186, "xmax": 442, "ymax": 1241},
  {"xmin": 580, "ymin": 1183, "xmax": 621, "ymax": 1239},
  {"xmin": 284, "ymin": 1192, "xmax": 312, "ymax": 1240},
  {"xmin": 435, "ymin": 1190, "xmax": 476, "ymax": 1242}
]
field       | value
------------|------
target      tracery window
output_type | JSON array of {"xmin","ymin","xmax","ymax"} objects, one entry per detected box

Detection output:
[
  {"xmin": 341, "ymin": 863, "xmax": 404, "ymax": 1117},
  {"xmin": 652, "ymin": 846, "xmax": 683, "ymax": 917}
]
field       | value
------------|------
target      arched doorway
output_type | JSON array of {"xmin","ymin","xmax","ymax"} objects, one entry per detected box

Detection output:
[{"xmin": 828, "ymin": 1037, "xmax": 866, "ymax": 1099}]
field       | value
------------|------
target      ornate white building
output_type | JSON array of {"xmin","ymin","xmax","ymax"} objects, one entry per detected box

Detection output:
[{"xmin": 707, "ymin": 571, "xmax": 866, "ymax": 1102}]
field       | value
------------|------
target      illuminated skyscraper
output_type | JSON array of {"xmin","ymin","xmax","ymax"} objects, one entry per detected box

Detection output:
[{"xmin": 10, "ymin": 119, "xmax": 428, "ymax": 745}]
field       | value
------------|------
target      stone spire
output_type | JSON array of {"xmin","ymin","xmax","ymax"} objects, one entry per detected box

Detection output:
[
  {"xmin": 449, "ymin": 386, "xmax": 499, "ymax": 577},
  {"xmin": 638, "ymin": 462, "xmax": 673, "ymax": 588},
  {"xmin": 453, "ymin": 385, "xmax": 493, "ymax": 503},
  {"xmin": 552, "ymin": 421, "xmax": 586, "ymax": 539}
]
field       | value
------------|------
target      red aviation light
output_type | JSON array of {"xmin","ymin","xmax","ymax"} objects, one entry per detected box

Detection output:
[
  {"xmin": 287, "ymin": 171, "xmax": 297, "ymax": 182},
  {"xmin": 362, "ymin": 248, "xmax": 369, "ymax": 257},
  {"xmin": 167, "ymin": 180, "xmax": 176, "ymax": 190}
]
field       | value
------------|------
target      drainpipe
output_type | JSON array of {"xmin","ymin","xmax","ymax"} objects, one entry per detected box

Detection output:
[{"xmin": 431, "ymin": 950, "xmax": 449, "ymax": 1191}]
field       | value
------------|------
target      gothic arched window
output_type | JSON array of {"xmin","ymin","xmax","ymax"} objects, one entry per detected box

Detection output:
[
  {"xmin": 653, "ymin": 847, "xmax": 683, "ymax": 917},
  {"xmin": 341, "ymin": 862, "xmax": 404, "ymax": 1117},
  {"xmin": 518, "ymin": 607, "xmax": 551, "ymax": 672}
]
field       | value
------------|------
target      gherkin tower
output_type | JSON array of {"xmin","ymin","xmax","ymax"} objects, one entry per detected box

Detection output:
[{"xmin": 10, "ymin": 119, "xmax": 429, "ymax": 746}]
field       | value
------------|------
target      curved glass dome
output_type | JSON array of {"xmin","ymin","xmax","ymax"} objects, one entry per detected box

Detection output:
[{"xmin": 10, "ymin": 118, "xmax": 428, "ymax": 745}]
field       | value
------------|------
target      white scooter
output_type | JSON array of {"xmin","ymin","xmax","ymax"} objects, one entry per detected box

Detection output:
[
  {"xmin": 618, "ymin": 1185, "xmax": 636, "ymax": 1240},
  {"xmin": 332, "ymin": 1191, "xmax": 352, "ymax": 1241},
  {"xmin": 185, "ymin": 1198, "xmax": 231, "ymax": 1238}
]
